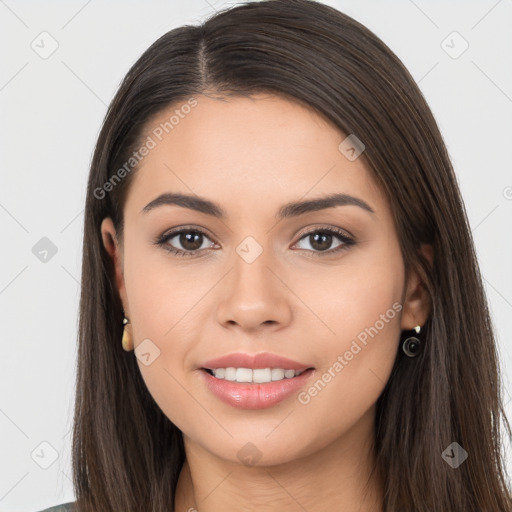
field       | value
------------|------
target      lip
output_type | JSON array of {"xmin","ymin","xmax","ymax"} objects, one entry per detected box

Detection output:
[
  {"xmin": 200, "ymin": 351, "xmax": 313, "ymax": 371},
  {"xmin": 199, "ymin": 367, "xmax": 315, "ymax": 409}
]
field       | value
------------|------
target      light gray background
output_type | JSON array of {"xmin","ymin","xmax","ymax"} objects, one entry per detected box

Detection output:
[{"xmin": 1, "ymin": 1, "xmax": 511, "ymax": 510}]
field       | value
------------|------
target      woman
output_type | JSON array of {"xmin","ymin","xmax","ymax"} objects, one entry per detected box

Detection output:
[{"xmin": 38, "ymin": 0, "xmax": 512, "ymax": 510}]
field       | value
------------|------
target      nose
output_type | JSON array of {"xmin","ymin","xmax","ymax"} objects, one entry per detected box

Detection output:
[{"xmin": 215, "ymin": 245, "xmax": 292, "ymax": 334}]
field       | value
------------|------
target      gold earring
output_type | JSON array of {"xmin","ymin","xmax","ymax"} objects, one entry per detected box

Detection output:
[{"xmin": 122, "ymin": 316, "xmax": 133, "ymax": 351}]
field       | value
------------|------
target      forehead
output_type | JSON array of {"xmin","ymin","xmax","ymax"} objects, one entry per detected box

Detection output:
[{"xmin": 123, "ymin": 93, "xmax": 383, "ymax": 219}]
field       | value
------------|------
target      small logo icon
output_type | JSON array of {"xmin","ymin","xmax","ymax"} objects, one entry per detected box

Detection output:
[
  {"xmin": 31, "ymin": 31, "xmax": 59, "ymax": 59},
  {"xmin": 31, "ymin": 441, "xmax": 59, "ymax": 469},
  {"xmin": 236, "ymin": 236, "xmax": 263, "ymax": 264},
  {"xmin": 441, "ymin": 441, "xmax": 468, "ymax": 468},
  {"xmin": 32, "ymin": 237, "xmax": 58, "ymax": 263},
  {"xmin": 135, "ymin": 338, "xmax": 161, "ymax": 366},
  {"xmin": 441, "ymin": 31, "xmax": 469, "ymax": 59},
  {"xmin": 237, "ymin": 442, "xmax": 263, "ymax": 466},
  {"xmin": 338, "ymin": 134, "xmax": 365, "ymax": 161}
]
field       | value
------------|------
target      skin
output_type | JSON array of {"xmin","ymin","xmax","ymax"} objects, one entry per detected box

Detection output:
[{"xmin": 101, "ymin": 93, "xmax": 432, "ymax": 512}]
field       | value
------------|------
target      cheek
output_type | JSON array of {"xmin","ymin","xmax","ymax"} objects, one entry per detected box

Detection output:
[
  {"xmin": 329, "ymin": 260, "xmax": 404, "ymax": 349},
  {"xmin": 292, "ymin": 236, "xmax": 404, "ymax": 356},
  {"xmin": 121, "ymin": 242, "xmax": 218, "ymax": 431},
  {"xmin": 293, "ymin": 244, "xmax": 404, "ymax": 436},
  {"xmin": 123, "ymin": 237, "xmax": 208, "ymax": 341}
]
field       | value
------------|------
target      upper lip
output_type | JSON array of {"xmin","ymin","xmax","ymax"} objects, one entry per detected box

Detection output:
[{"xmin": 200, "ymin": 352, "xmax": 314, "ymax": 371}]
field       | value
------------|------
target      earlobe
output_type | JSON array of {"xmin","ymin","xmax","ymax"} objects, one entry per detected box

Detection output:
[
  {"xmin": 400, "ymin": 243, "xmax": 433, "ymax": 330},
  {"xmin": 100, "ymin": 217, "xmax": 128, "ymax": 310}
]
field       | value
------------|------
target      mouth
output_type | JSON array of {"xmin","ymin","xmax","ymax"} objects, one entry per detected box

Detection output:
[{"xmin": 197, "ymin": 352, "xmax": 315, "ymax": 408}]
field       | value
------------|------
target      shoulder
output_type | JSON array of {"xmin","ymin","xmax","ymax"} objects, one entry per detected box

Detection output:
[{"xmin": 36, "ymin": 502, "xmax": 76, "ymax": 512}]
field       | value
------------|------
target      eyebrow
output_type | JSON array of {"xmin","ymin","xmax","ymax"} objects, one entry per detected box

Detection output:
[{"xmin": 141, "ymin": 192, "xmax": 375, "ymax": 219}]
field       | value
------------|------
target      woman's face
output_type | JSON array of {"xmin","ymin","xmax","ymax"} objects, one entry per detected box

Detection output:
[{"xmin": 102, "ymin": 93, "xmax": 428, "ymax": 466}]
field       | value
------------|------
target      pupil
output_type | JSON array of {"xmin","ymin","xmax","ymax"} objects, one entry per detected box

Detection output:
[
  {"xmin": 180, "ymin": 232, "xmax": 202, "ymax": 250},
  {"xmin": 311, "ymin": 232, "xmax": 332, "ymax": 251}
]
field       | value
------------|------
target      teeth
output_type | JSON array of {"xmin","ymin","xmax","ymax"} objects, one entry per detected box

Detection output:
[
  {"xmin": 271, "ymin": 368, "xmax": 285, "ymax": 381},
  {"xmin": 211, "ymin": 367, "xmax": 306, "ymax": 383},
  {"xmin": 225, "ymin": 367, "xmax": 236, "ymax": 381}
]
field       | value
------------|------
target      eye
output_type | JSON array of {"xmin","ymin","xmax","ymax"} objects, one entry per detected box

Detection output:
[
  {"xmin": 292, "ymin": 227, "xmax": 355, "ymax": 256},
  {"xmin": 155, "ymin": 227, "xmax": 217, "ymax": 257}
]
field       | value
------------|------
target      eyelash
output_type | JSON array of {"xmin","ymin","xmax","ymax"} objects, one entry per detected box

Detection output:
[{"xmin": 154, "ymin": 226, "xmax": 355, "ymax": 258}]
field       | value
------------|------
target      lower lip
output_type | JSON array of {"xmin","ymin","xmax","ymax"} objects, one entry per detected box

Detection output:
[{"xmin": 199, "ymin": 368, "xmax": 315, "ymax": 409}]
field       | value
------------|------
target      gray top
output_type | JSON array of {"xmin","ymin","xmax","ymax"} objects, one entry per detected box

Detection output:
[{"xmin": 37, "ymin": 503, "xmax": 75, "ymax": 512}]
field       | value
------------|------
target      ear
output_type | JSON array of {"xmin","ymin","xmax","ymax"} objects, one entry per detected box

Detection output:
[
  {"xmin": 400, "ymin": 243, "xmax": 433, "ymax": 330},
  {"xmin": 101, "ymin": 217, "xmax": 128, "ymax": 314}
]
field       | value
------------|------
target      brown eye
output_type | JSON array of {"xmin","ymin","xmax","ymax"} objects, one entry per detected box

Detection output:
[
  {"xmin": 157, "ymin": 228, "xmax": 216, "ymax": 256},
  {"xmin": 175, "ymin": 231, "xmax": 204, "ymax": 251},
  {"xmin": 307, "ymin": 232, "xmax": 336, "ymax": 251},
  {"xmin": 294, "ymin": 228, "xmax": 355, "ymax": 255}
]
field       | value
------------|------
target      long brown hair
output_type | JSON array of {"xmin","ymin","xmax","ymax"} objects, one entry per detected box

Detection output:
[{"xmin": 73, "ymin": 1, "xmax": 512, "ymax": 510}]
